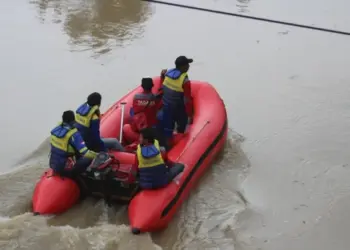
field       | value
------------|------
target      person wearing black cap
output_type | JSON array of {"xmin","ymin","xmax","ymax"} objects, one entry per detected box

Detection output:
[
  {"xmin": 49, "ymin": 110, "xmax": 98, "ymax": 178},
  {"xmin": 159, "ymin": 56, "xmax": 194, "ymax": 143}
]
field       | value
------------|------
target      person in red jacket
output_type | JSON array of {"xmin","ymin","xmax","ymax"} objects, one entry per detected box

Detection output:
[
  {"xmin": 131, "ymin": 78, "xmax": 162, "ymax": 131},
  {"xmin": 123, "ymin": 77, "xmax": 166, "ymax": 149}
]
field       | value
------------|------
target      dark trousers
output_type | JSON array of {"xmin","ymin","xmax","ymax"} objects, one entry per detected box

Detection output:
[
  {"xmin": 167, "ymin": 163, "xmax": 185, "ymax": 181},
  {"xmin": 87, "ymin": 138, "xmax": 125, "ymax": 152},
  {"xmin": 57, "ymin": 157, "xmax": 92, "ymax": 178},
  {"xmin": 140, "ymin": 163, "xmax": 184, "ymax": 190},
  {"xmin": 152, "ymin": 126, "xmax": 170, "ymax": 151},
  {"xmin": 161, "ymin": 104, "xmax": 188, "ymax": 138}
]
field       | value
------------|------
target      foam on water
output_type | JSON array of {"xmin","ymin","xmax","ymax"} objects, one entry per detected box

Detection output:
[
  {"xmin": 0, "ymin": 129, "xmax": 249, "ymax": 250},
  {"xmin": 0, "ymin": 213, "xmax": 161, "ymax": 250}
]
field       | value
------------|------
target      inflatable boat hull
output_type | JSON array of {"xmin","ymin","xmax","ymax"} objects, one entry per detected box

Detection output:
[
  {"xmin": 32, "ymin": 77, "xmax": 228, "ymax": 233},
  {"xmin": 127, "ymin": 80, "xmax": 228, "ymax": 233},
  {"xmin": 32, "ymin": 170, "xmax": 80, "ymax": 215},
  {"xmin": 32, "ymin": 151, "xmax": 137, "ymax": 215}
]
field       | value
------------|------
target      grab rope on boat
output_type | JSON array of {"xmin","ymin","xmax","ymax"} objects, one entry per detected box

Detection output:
[{"xmin": 141, "ymin": 0, "xmax": 350, "ymax": 37}]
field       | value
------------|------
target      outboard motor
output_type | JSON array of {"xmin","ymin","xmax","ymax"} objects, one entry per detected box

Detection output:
[
  {"xmin": 80, "ymin": 152, "xmax": 140, "ymax": 204},
  {"xmin": 86, "ymin": 152, "xmax": 114, "ymax": 180}
]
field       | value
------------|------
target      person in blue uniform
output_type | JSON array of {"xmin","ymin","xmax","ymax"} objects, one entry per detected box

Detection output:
[
  {"xmin": 134, "ymin": 127, "xmax": 184, "ymax": 189},
  {"xmin": 159, "ymin": 56, "xmax": 194, "ymax": 146},
  {"xmin": 75, "ymin": 92, "xmax": 124, "ymax": 152},
  {"xmin": 49, "ymin": 110, "xmax": 97, "ymax": 177}
]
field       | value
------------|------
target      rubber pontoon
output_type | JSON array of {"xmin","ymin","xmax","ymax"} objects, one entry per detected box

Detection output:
[{"xmin": 32, "ymin": 77, "xmax": 228, "ymax": 233}]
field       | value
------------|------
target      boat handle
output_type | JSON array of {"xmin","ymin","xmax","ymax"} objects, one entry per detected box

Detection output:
[{"xmin": 119, "ymin": 102, "xmax": 127, "ymax": 143}]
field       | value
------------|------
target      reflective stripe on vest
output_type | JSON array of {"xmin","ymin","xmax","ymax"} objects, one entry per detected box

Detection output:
[
  {"xmin": 134, "ymin": 92, "xmax": 156, "ymax": 108},
  {"xmin": 50, "ymin": 126, "xmax": 77, "ymax": 155},
  {"xmin": 163, "ymin": 72, "xmax": 187, "ymax": 93},
  {"xmin": 75, "ymin": 105, "xmax": 99, "ymax": 128},
  {"xmin": 136, "ymin": 140, "xmax": 165, "ymax": 168}
]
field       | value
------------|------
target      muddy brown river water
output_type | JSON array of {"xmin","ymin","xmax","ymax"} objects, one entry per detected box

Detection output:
[{"xmin": 1, "ymin": 0, "xmax": 350, "ymax": 249}]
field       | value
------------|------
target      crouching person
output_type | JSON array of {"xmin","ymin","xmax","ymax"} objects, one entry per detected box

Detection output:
[{"xmin": 135, "ymin": 127, "xmax": 184, "ymax": 189}]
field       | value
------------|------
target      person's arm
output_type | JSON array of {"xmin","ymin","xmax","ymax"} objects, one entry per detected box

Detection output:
[
  {"xmin": 183, "ymin": 77, "xmax": 193, "ymax": 119},
  {"xmin": 70, "ymin": 132, "xmax": 97, "ymax": 159},
  {"xmin": 160, "ymin": 147, "xmax": 167, "ymax": 162},
  {"xmin": 155, "ymin": 89, "xmax": 163, "ymax": 100},
  {"xmin": 132, "ymin": 96, "xmax": 141, "ymax": 114},
  {"xmin": 132, "ymin": 153, "xmax": 139, "ymax": 175},
  {"xmin": 153, "ymin": 92, "xmax": 163, "ymax": 110},
  {"xmin": 160, "ymin": 69, "xmax": 167, "ymax": 84},
  {"xmin": 91, "ymin": 114, "xmax": 106, "ymax": 152},
  {"xmin": 155, "ymin": 69, "xmax": 167, "ymax": 98}
]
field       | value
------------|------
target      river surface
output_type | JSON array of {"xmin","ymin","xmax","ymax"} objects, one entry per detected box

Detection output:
[{"xmin": 1, "ymin": 0, "xmax": 350, "ymax": 249}]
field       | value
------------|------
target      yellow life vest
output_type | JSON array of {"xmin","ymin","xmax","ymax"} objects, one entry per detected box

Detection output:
[
  {"xmin": 163, "ymin": 72, "xmax": 188, "ymax": 93},
  {"xmin": 136, "ymin": 140, "xmax": 165, "ymax": 168},
  {"xmin": 50, "ymin": 125, "xmax": 78, "ymax": 155},
  {"xmin": 75, "ymin": 104, "xmax": 99, "ymax": 128}
]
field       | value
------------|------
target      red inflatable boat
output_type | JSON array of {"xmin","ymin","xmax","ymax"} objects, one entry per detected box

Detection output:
[{"xmin": 32, "ymin": 77, "xmax": 228, "ymax": 233}]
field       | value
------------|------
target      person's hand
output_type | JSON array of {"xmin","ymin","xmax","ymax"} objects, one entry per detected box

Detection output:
[
  {"xmin": 155, "ymin": 87, "xmax": 163, "ymax": 98},
  {"xmin": 188, "ymin": 117, "xmax": 193, "ymax": 124},
  {"xmin": 160, "ymin": 69, "xmax": 167, "ymax": 79}
]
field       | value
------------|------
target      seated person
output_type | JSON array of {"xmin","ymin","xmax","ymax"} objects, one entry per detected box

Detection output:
[
  {"xmin": 134, "ymin": 127, "xmax": 184, "ymax": 189},
  {"xmin": 132, "ymin": 78, "xmax": 162, "ymax": 129},
  {"xmin": 75, "ymin": 92, "xmax": 124, "ymax": 152},
  {"xmin": 123, "ymin": 78, "xmax": 163, "ymax": 143},
  {"xmin": 49, "ymin": 110, "xmax": 97, "ymax": 178}
]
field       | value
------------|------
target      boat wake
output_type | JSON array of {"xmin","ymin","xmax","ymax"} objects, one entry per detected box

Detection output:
[
  {"xmin": 0, "ymin": 212, "xmax": 161, "ymax": 250},
  {"xmin": 0, "ymin": 128, "xmax": 250, "ymax": 250}
]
